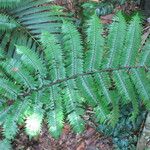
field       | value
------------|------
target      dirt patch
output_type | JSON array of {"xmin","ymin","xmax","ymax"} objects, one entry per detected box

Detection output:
[{"xmin": 12, "ymin": 124, "xmax": 113, "ymax": 150}]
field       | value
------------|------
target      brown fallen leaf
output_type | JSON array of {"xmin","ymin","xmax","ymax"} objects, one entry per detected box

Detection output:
[
  {"xmin": 101, "ymin": 14, "xmax": 114, "ymax": 24},
  {"xmin": 77, "ymin": 141, "xmax": 85, "ymax": 150}
]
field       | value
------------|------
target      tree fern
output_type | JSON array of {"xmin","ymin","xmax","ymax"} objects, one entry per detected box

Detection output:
[{"xmin": 0, "ymin": 12, "xmax": 150, "ymax": 144}]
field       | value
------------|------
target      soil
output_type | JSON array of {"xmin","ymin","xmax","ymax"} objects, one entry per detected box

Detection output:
[{"xmin": 12, "ymin": 124, "xmax": 113, "ymax": 150}]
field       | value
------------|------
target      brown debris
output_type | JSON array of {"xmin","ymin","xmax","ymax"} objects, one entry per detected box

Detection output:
[{"xmin": 12, "ymin": 124, "xmax": 113, "ymax": 150}]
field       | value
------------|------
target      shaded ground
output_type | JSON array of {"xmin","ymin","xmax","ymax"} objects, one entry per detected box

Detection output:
[{"xmin": 12, "ymin": 124, "xmax": 113, "ymax": 150}]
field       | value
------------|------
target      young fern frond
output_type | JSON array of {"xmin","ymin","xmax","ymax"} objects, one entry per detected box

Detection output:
[{"xmin": 0, "ymin": 12, "xmax": 149, "ymax": 141}]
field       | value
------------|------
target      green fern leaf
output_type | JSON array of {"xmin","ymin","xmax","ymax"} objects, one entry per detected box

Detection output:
[
  {"xmin": 131, "ymin": 69, "xmax": 150, "ymax": 109},
  {"xmin": 139, "ymin": 40, "xmax": 150, "ymax": 66},
  {"xmin": 25, "ymin": 91, "xmax": 44, "ymax": 138},
  {"xmin": 0, "ymin": 78, "xmax": 20, "ymax": 100},
  {"xmin": 0, "ymin": 106, "xmax": 13, "ymax": 125},
  {"xmin": 105, "ymin": 12, "xmax": 126, "ymax": 68},
  {"xmin": 16, "ymin": 45, "xmax": 47, "ymax": 78},
  {"xmin": 64, "ymin": 80, "xmax": 85, "ymax": 133},
  {"xmin": 122, "ymin": 14, "xmax": 141, "ymax": 66},
  {"xmin": 0, "ymin": 14, "xmax": 19, "ymax": 31},
  {"xmin": 3, "ymin": 115, "xmax": 18, "ymax": 140},
  {"xmin": 47, "ymin": 85, "xmax": 64, "ymax": 139},
  {"xmin": 84, "ymin": 14, "xmax": 104, "ymax": 71},
  {"xmin": 0, "ymin": 139, "xmax": 12, "ymax": 150},
  {"xmin": 77, "ymin": 75, "xmax": 101, "ymax": 106},
  {"xmin": 113, "ymin": 70, "xmax": 139, "ymax": 120},
  {"xmin": 3, "ymin": 59, "xmax": 36, "ymax": 89},
  {"xmin": 0, "ymin": 0, "xmax": 68, "ymax": 57},
  {"xmin": 3, "ymin": 100, "xmax": 30, "ymax": 139},
  {"xmin": 62, "ymin": 21, "xmax": 83, "ymax": 76},
  {"xmin": 41, "ymin": 31, "xmax": 66, "ymax": 80}
]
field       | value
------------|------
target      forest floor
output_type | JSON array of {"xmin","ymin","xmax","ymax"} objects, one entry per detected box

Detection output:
[{"xmin": 12, "ymin": 124, "xmax": 113, "ymax": 150}]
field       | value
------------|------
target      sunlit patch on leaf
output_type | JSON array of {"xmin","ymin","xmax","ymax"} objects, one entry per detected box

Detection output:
[{"xmin": 25, "ymin": 113, "xmax": 43, "ymax": 138}]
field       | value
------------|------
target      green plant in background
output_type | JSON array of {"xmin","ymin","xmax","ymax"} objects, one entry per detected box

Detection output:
[
  {"xmin": 0, "ymin": 11, "xmax": 150, "ymax": 148},
  {"xmin": 82, "ymin": 0, "xmax": 141, "ymax": 20},
  {"xmin": 0, "ymin": 0, "xmax": 70, "ymax": 57},
  {"xmin": 98, "ymin": 103, "xmax": 146, "ymax": 150}
]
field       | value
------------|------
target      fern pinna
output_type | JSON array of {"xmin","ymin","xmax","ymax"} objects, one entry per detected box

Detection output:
[
  {"xmin": 0, "ymin": 0, "xmax": 70, "ymax": 58},
  {"xmin": 0, "ymin": 12, "xmax": 150, "ymax": 140}
]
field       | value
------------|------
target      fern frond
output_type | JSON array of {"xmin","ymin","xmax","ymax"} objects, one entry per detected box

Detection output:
[
  {"xmin": 84, "ymin": 14, "xmax": 104, "ymax": 71},
  {"xmin": 47, "ymin": 85, "xmax": 64, "ymax": 139},
  {"xmin": 3, "ymin": 59, "xmax": 36, "ymax": 89},
  {"xmin": 64, "ymin": 80, "xmax": 85, "ymax": 133},
  {"xmin": 0, "ymin": 12, "xmax": 149, "ymax": 140},
  {"xmin": 0, "ymin": 106, "xmax": 13, "ymax": 125},
  {"xmin": 113, "ymin": 70, "xmax": 139, "ymax": 120},
  {"xmin": 139, "ymin": 40, "xmax": 150, "ymax": 66},
  {"xmin": 113, "ymin": 71, "xmax": 135, "ymax": 104},
  {"xmin": 94, "ymin": 72, "xmax": 112, "ymax": 104},
  {"xmin": 77, "ymin": 75, "xmax": 101, "ymax": 106},
  {"xmin": 122, "ymin": 14, "xmax": 141, "ymax": 66},
  {"xmin": 62, "ymin": 21, "xmax": 83, "ymax": 76},
  {"xmin": 94, "ymin": 105, "xmax": 110, "ymax": 124},
  {"xmin": 3, "ymin": 115, "xmax": 18, "ymax": 140},
  {"xmin": 0, "ymin": 0, "xmax": 22, "ymax": 8},
  {"xmin": 0, "ymin": 139, "xmax": 12, "ymax": 150},
  {"xmin": 0, "ymin": 14, "xmax": 19, "ymax": 31},
  {"xmin": 0, "ymin": 78, "xmax": 20, "ymax": 100},
  {"xmin": 41, "ymin": 31, "xmax": 66, "ymax": 80},
  {"xmin": 25, "ymin": 91, "xmax": 44, "ymax": 138},
  {"xmin": 0, "ymin": 0, "xmax": 68, "ymax": 57},
  {"xmin": 110, "ymin": 98, "xmax": 120, "ymax": 127},
  {"xmin": 3, "ymin": 100, "xmax": 30, "ymax": 139},
  {"xmin": 131, "ymin": 69, "xmax": 150, "ymax": 109},
  {"xmin": 105, "ymin": 12, "xmax": 126, "ymax": 68},
  {"xmin": 16, "ymin": 45, "xmax": 47, "ymax": 78}
]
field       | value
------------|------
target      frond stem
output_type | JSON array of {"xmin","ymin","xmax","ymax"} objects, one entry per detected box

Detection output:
[{"xmin": 19, "ymin": 65, "xmax": 150, "ymax": 98}]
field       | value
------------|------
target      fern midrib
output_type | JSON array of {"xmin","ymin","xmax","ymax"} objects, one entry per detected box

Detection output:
[{"xmin": 19, "ymin": 65, "xmax": 150, "ymax": 99}]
